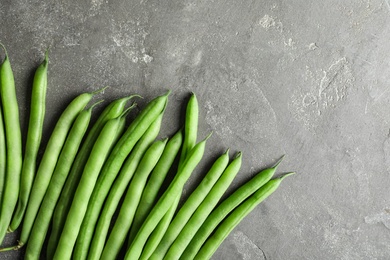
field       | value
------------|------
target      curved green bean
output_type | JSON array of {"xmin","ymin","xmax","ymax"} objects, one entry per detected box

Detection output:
[
  {"xmin": 77, "ymin": 113, "xmax": 163, "ymax": 260},
  {"xmin": 149, "ymin": 149, "xmax": 231, "ymax": 260},
  {"xmin": 0, "ymin": 44, "xmax": 23, "ymax": 243},
  {"xmin": 139, "ymin": 194, "xmax": 180, "ymax": 260},
  {"xmin": 180, "ymin": 156, "xmax": 284, "ymax": 260},
  {"xmin": 127, "ymin": 129, "xmax": 183, "ymax": 247},
  {"xmin": 24, "ymin": 105, "xmax": 94, "ymax": 260},
  {"xmin": 53, "ymin": 92, "xmax": 169, "ymax": 260},
  {"xmin": 17, "ymin": 89, "xmax": 100, "ymax": 245},
  {"xmin": 178, "ymin": 92, "xmax": 198, "ymax": 168},
  {"xmin": 0, "ymin": 103, "xmax": 6, "ymax": 217},
  {"xmin": 194, "ymin": 172, "xmax": 295, "ymax": 260},
  {"xmin": 100, "ymin": 139, "xmax": 168, "ymax": 260},
  {"xmin": 52, "ymin": 110, "xmax": 128, "ymax": 260},
  {"xmin": 10, "ymin": 51, "xmax": 48, "ymax": 231},
  {"xmin": 124, "ymin": 133, "xmax": 211, "ymax": 260},
  {"xmin": 162, "ymin": 151, "xmax": 242, "ymax": 260},
  {"xmin": 46, "ymin": 96, "xmax": 136, "ymax": 259}
]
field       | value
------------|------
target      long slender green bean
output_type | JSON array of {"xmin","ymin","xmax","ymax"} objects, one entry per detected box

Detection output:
[
  {"xmin": 0, "ymin": 104, "xmax": 5, "ymax": 215},
  {"xmin": 148, "ymin": 149, "xmax": 231, "ymax": 260},
  {"xmin": 10, "ymin": 51, "xmax": 48, "ymax": 231},
  {"xmin": 124, "ymin": 133, "xmax": 211, "ymax": 260},
  {"xmin": 0, "ymin": 44, "xmax": 23, "ymax": 244},
  {"xmin": 100, "ymin": 139, "xmax": 168, "ymax": 260},
  {"xmin": 53, "ymin": 92, "xmax": 169, "ymax": 260},
  {"xmin": 17, "ymin": 89, "xmax": 101, "ymax": 245},
  {"xmin": 77, "ymin": 113, "xmax": 164, "ymax": 260},
  {"xmin": 127, "ymin": 129, "xmax": 183, "ymax": 246},
  {"xmin": 180, "ymin": 156, "xmax": 284, "ymax": 260},
  {"xmin": 139, "ymin": 193, "xmax": 181, "ymax": 260},
  {"xmin": 194, "ymin": 173, "xmax": 295, "ymax": 260},
  {"xmin": 162, "ymin": 152, "xmax": 242, "ymax": 260},
  {"xmin": 52, "ymin": 110, "xmax": 129, "ymax": 260},
  {"xmin": 23, "ymin": 105, "xmax": 95, "ymax": 260},
  {"xmin": 139, "ymin": 92, "xmax": 198, "ymax": 256},
  {"xmin": 46, "ymin": 96, "xmax": 136, "ymax": 260},
  {"xmin": 178, "ymin": 92, "xmax": 198, "ymax": 168}
]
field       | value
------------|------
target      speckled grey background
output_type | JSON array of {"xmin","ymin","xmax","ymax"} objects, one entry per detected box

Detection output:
[{"xmin": 1, "ymin": 0, "xmax": 390, "ymax": 259}]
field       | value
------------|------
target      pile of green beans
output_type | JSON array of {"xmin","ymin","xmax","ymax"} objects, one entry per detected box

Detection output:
[{"xmin": 0, "ymin": 45, "xmax": 295, "ymax": 260}]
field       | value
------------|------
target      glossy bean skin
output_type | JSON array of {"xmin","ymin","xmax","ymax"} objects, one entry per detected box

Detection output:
[
  {"xmin": 124, "ymin": 134, "xmax": 211, "ymax": 260},
  {"xmin": 18, "ymin": 90, "xmax": 96, "ymax": 244},
  {"xmin": 180, "ymin": 157, "xmax": 283, "ymax": 260},
  {"xmin": 77, "ymin": 113, "xmax": 163, "ymax": 260},
  {"xmin": 99, "ymin": 139, "xmax": 168, "ymax": 260},
  {"xmin": 162, "ymin": 152, "xmax": 242, "ymax": 260},
  {"xmin": 69, "ymin": 92, "xmax": 168, "ymax": 260},
  {"xmin": 127, "ymin": 129, "xmax": 183, "ymax": 247},
  {"xmin": 46, "ymin": 96, "xmax": 135, "ymax": 260},
  {"xmin": 194, "ymin": 173, "xmax": 295, "ymax": 260},
  {"xmin": 10, "ymin": 51, "xmax": 48, "ymax": 231},
  {"xmin": 52, "ymin": 113, "xmax": 128, "ymax": 260},
  {"xmin": 0, "ymin": 45, "xmax": 23, "ymax": 243},
  {"xmin": 24, "ymin": 106, "xmax": 93, "ymax": 260},
  {"xmin": 149, "ymin": 150, "xmax": 231, "ymax": 260}
]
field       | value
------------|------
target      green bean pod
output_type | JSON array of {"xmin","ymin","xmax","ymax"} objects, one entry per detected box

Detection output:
[
  {"xmin": 10, "ymin": 51, "xmax": 48, "ymax": 231},
  {"xmin": 178, "ymin": 92, "xmax": 198, "ymax": 168},
  {"xmin": 23, "ymin": 105, "xmax": 94, "ymax": 259},
  {"xmin": 139, "ymin": 194, "xmax": 181, "ymax": 260},
  {"xmin": 194, "ymin": 173, "xmax": 295, "ymax": 260},
  {"xmin": 180, "ymin": 156, "xmax": 283, "ymax": 260},
  {"xmin": 77, "ymin": 113, "xmax": 163, "ymax": 260},
  {"xmin": 149, "ymin": 149, "xmax": 231, "ymax": 260},
  {"xmin": 139, "ymin": 93, "xmax": 198, "ymax": 256},
  {"xmin": 127, "ymin": 128, "xmax": 183, "ymax": 246},
  {"xmin": 0, "ymin": 104, "xmax": 6, "ymax": 214},
  {"xmin": 46, "ymin": 96, "xmax": 136, "ymax": 260},
  {"xmin": 124, "ymin": 133, "xmax": 211, "ymax": 260},
  {"xmin": 100, "ymin": 138, "xmax": 168, "ymax": 260},
  {"xmin": 52, "ymin": 111, "xmax": 129, "ymax": 260},
  {"xmin": 162, "ymin": 152, "xmax": 242, "ymax": 260},
  {"xmin": 0, "ymin": 45, "xmax": 23, "ymax": 243},
  {"xmin": 17, "ymin": 89, "xmax": 100, "ymax": 244},
  {"xmin": 69, "ymin": 92, "xmax": 168, "ymax": 259}
]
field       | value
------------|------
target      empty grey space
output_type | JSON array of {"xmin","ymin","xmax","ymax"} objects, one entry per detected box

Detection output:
[{"xmin": 0, "ymin": 0, "xmax": 389, "ymax": 259}]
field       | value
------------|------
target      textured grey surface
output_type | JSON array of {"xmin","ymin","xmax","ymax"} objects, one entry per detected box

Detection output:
[{"xmin": 1, "ymin": 0, "xmax": 390, "ymax": 259}]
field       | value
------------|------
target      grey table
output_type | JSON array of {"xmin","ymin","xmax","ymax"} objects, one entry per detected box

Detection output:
[{"xmin": 0, "ymin": 0, "xmax": 389, "ymax": 259}]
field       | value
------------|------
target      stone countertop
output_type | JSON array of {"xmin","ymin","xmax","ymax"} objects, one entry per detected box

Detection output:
[{"xmin": 0, "ymin": 0, "xmax": 389, "ymax": 259}]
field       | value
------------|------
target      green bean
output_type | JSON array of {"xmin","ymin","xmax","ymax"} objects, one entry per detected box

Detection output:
[
  {"xmin": 194, "ymin": 172, "xmax": 295, "ymax": 260},
  {"xmin": 148, "ymin": 149, "xmax": 231, "ymax": 260},
  {"xmin": 139, "ymin": 195, "xmax": 181, "ymax": 260},
  {"xmin": 178, "ymin": 92, "xmax": 198, "ymax": 168},
  {"xmin": 77, "ymin": 113, "xmax": 163, "ymax": 260},
  {"xmin": 23, "ymin": 104, "xmax": 96, "ymax": 260},
  {"xmin": 180, "ymin": 156, "xmax": 284, "ymax": 260},
  {"xmin": 162, "ymin": 151, "xmax": 242, "ymax": 260},
  {"xmin": 138, "ymin": 93, "xmax": 198, "ymax": 256},
  {"xmin": 17, "ymin": 88, "xmax": 102, "ymax": 245},
  {"xmin": 46, "ymin": 96, "xmax": 136, "ymax": 260},
  {"xmin": 124, "ymin": 133, "xmax": 211, "ymax": 260},
  {"xmin": 127, "ymin": 129, "xmax": 183, "ymax": 246},
  {"xmin": 53, "ymin": 92, "xmax": 169, "ymax": 260},
  {"xmin": 100, "ymin": 139, "xmax": 168, "ymax": 260},
  {"xmin": 52, "ymin": 109, "xmax": 129, "ymax": 260},
  {"xmin": 0, "ymin": 44, "xmax": 23, "ymax": 243},
  {"xmin": 0, "ymin": 102, "xmax": 6, "ymax": 216},
  {"xmin": 10, "ymin": 51, "xmax": 48, "ymax": 231}
]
